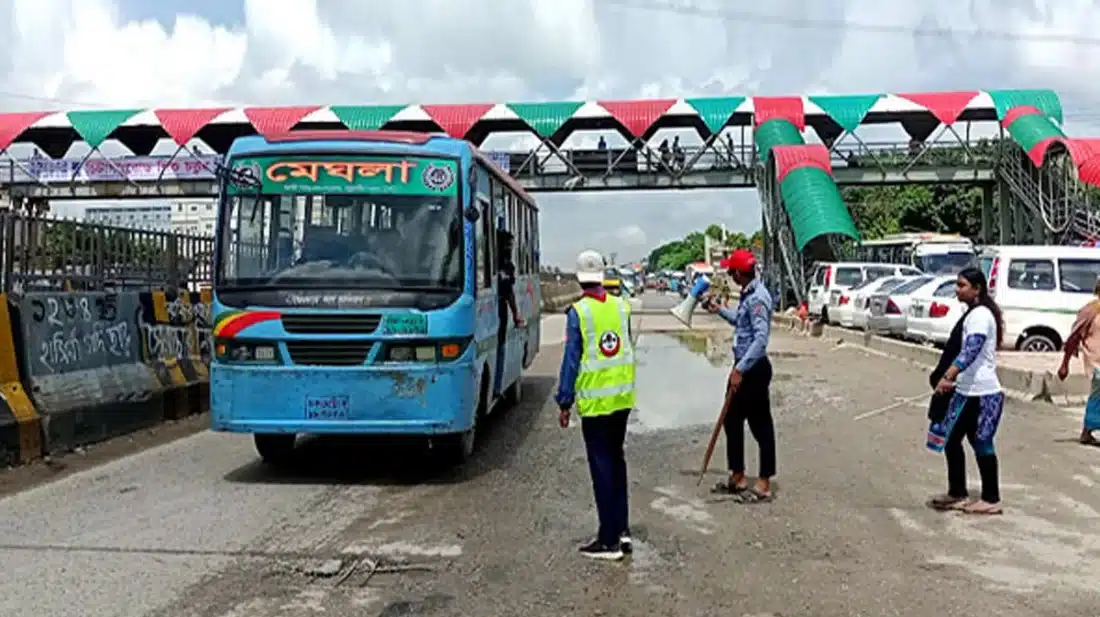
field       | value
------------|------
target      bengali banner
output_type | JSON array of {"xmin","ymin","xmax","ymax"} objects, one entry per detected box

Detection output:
[{"xmin": 21, "ymin": 155, "xmax": 222, "ymax": 183}]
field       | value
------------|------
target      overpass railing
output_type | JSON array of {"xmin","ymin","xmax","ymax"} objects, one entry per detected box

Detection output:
[
  {"xmin": 0, "ymin": 138, "xmax": 1002, "ymax": 191},
  {"xmin": 0, "ymin": 210, "xmax": 213, "ymax": 293},
  {"xmin": 503, "ymin": 138, "xmax": 998, "ymax": 180}
]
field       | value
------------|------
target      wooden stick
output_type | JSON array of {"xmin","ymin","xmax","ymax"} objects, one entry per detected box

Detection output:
[{"xmin": 697, "ymin": 384, "xmax": 736, "ymax": 485}]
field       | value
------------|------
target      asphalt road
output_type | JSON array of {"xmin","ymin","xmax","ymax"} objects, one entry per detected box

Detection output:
[{"xmin": 2, "ymin": 292, "xmax": 1099, "ymax": 616}]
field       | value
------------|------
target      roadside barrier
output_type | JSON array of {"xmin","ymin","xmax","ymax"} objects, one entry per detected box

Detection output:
[
  {"xmin": 0, "ymin": 290, "xmax": 213, "ymax": 462},
  {"xmin": 540, "ymin": 281, "xmax": 582, "ymax": 312}
]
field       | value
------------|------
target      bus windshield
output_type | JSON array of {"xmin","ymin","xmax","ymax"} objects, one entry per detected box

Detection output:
[
  {"xmin": 915, "ymin": 251, "xmax": 974, "ymax": 274},
  {"xmin": 216, "ymin": 155, "xmax": 463, "ymax": 291}
]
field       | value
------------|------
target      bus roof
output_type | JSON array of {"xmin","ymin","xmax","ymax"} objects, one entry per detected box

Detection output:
[
  {"xmin": 225, "ymin": 129, "xmax": 537, "ymax": 209},
  {"xmin": 860, "ymin": 232, "xmax": 971, "ymax": 246}
]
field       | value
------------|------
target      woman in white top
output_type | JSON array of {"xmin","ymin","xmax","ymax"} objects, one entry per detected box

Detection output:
[{"xmin": 926, "ymin": 267, "xmax": 1005, "ymax": 515}]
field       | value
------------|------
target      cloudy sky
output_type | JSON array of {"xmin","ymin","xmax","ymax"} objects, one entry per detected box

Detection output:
[{"xmin": 3, "ymin": 0, "xmax": 1100, "ymax": 266}]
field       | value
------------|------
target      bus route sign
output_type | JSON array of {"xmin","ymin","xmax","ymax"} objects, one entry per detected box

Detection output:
[{"xmin": 226, "ymin": 155, "xmax": 459, "ymax": 196}]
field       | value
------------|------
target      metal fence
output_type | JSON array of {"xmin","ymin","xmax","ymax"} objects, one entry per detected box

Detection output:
[{"xmin": 0, "ymin": 210, "xmax": 214, "ymax": 293}]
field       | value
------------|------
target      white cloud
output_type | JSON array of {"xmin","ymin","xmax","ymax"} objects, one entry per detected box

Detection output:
[{"xmin": 2, "ymin": 0, "xmax": 1100, "ymax": 264}]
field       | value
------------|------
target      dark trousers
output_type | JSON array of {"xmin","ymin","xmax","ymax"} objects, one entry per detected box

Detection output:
[
  {"xmin": 945, "ymin": 396, "xmax": 1000, "ymax": 503},
  {"xmin": 724, "ymin": 358, "xmax": 776, "ymax": 479},
  {"xmin": 581, "ymin": 408, "xmax": 630, "ymax": 546}
]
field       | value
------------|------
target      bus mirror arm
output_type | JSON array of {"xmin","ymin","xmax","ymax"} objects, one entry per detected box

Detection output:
[{"xmin": 464, "ymin": 206, "xmax": 480, "ymax": 223}]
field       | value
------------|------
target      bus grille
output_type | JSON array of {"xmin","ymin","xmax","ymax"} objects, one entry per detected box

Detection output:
[
  {"xmin": 281, "ymin": 314, "xmax": 382, "ymax": 335},
  {"xmin": 285, "ymin": 341, "xmax": 374, "ymax": 366}
]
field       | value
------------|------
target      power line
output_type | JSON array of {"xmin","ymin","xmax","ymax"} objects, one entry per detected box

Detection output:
[
  {"xmin": 601, "ymin": 0, "xmax": 1100, "ymax": 47},
  {"xmin": 0, "ymin": 89, "xmax": 110, "ymax": 109}
]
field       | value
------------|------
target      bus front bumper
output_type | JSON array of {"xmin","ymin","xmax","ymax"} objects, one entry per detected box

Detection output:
[{"xmin": 210, "ymin": 362, "xmax": 478, "ymax": 436}]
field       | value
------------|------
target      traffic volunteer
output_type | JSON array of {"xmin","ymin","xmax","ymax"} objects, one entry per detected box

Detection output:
[
  {"xmin": 555, "ymin": 249, "xmax": 636, "ymax": 561},
  {"xmin": 706, "ymin": 249, "xmax": 777, "ymax": 503}
]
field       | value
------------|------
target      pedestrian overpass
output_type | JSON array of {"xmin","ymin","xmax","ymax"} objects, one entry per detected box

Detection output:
[{"xmin": 2, "ymin": 89, "xmax": 1100, "ymax": 304}]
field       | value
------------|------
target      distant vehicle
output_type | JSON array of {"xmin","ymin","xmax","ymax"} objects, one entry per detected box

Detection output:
[
  {"xmin": 905, "ymin": 276, "xmax": 966, "ymax": 345},
  {"xmin": 808, "ymin": 262, "xmax": 922, "ymax": 322},
  {"xmin": 980, "ymin": 245, "xmax": 1100, "ymax": 351},
  {"xmin": 209, "ymin": 130, "xmax": 540, "ymax": 465},
  {"xmin": 834, "ymin": 276, "xmax": 909, "ymax": 329},
  {"xmin": 866, "ymin": 275, "xmax": 939, "ymax": 336},
  {"xmin": 855, "ymin": 232, "xmax": 976, "ymax": 274}
]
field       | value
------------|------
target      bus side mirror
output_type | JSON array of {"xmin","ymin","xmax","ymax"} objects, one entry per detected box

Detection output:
[{"xmin": 464, "ymin": 206, "xmax": 480, "ymax": 223}]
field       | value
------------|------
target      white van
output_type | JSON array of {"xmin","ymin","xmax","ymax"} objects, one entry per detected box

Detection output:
[
  {"xmin": 979, "ymin": 245, "xmax": 1100, "ymax": 351},
  {"xmin": 808, "ymin": 262, "xmax": 923, "ymax": 323}
]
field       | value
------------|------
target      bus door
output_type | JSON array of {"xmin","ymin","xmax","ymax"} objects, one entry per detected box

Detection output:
[{"xmin": 492, "ymin": 187, "xmax": 524, "ymax": 397}]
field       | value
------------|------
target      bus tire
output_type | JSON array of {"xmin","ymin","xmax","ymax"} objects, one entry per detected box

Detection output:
[
  {"xmin": 503, "ymin": 373, "xmax": 522, "ymax": 407},
  {"xmin": 439, "ymin": 370, "xmax": 488, "ymax": 465},
  {"xmin": 254, "ymin": 434, "xmax": 295, "ymax": 465}
]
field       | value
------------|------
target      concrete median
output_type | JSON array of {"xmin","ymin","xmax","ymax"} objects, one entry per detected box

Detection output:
[
  {"xmin": 773, "ymin": 313, "xmax": 1091, "ymax": 405},
  {"xmin": 539, "ymin": 280, "xmax": 582, "ymax": 312}
]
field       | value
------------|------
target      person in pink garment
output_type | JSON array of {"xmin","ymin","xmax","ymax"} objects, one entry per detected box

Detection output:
[{"xmin": 1058, "ymin": 277, "xmax": 1100, "ymax": 446}]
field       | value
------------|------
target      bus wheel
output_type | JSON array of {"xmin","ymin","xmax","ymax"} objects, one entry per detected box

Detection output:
[
  {"xmin": 439, "ymin": 375, "xmax": 486, "ymax": 465},
  {"xmin": 254, "ymin": 434, "xmax": 296, "ymax": 465},
  {"xmin": 503, "ymin": 374, "xmax": 523, "ymax": 407}
]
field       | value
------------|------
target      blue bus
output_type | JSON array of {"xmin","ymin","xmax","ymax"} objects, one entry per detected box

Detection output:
[{"xmin": 209, "ymin": 130, "xmax": 541, "ymax": 464}]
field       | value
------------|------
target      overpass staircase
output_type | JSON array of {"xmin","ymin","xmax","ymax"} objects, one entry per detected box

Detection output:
[{"xmin": 995, "ymin": 143, "xmax": 1100, "ymax": 245}]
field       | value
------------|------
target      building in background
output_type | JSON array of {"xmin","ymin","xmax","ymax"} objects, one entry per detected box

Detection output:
[
  {"xmin": 170, "ymin": 200, "xmax": 217, "ymax": 237},
  {"xmin": 81, "ymin": 200, "xmax": 217, "ymax": 236},
  {"xmin": 84, "ymin": 204, "xmax": 172, "ymax": 232}
]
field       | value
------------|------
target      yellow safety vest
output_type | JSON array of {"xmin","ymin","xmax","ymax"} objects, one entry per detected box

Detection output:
[{"xmin": 573, "ymin": 295, "xmax": 636, "ymax": 416}]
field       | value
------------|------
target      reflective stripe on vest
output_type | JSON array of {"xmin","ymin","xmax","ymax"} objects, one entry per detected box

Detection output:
[{"xmin": 573, "ymin": 295, "xmax": 636, "ymax": 417}]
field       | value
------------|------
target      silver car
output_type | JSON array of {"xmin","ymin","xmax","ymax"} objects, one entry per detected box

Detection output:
[{"xmin": 867, "ymin": 276, "xmax": 936, "ymax": 336}]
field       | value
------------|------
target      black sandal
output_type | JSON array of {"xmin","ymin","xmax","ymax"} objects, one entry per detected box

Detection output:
[
  {"xmin": 711, "ymin": 482, "xmax": 749, "ymax": 495},
  {"xmin": 733, "ymin": 488, "xmax": 773, "ymax": 503}
]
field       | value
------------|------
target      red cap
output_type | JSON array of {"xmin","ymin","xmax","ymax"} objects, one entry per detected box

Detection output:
[{"xmin": 720, "ymin": 249, "xmax": 756, "ymax": 272}]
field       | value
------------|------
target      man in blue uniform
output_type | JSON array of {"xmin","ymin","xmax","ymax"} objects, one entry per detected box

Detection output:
[{"xmin": 705, "ymin": 249, "xmax": 775, "ymax": 503}]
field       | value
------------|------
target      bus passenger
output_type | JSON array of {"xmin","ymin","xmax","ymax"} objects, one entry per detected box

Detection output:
[{"xmin": 556, "ymin": 249, "xmax": 636, "ymax": 561}]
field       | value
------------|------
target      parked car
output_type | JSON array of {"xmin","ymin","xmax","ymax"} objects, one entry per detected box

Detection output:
[
  {"xmin": 904, "ymin": 276, "xmax": 964, "ymax": 344},
  {"xmin": 809, "ymin": 262, "xmax": 923, "ymax": 323},
  {"xmin": 866, "ymin": 276, "xmax": 939, "ymax": 336},
  {"xmin": 980, "ymin": 245, "xmax": 1100, "ymax": 351},
  {"xmin": 837, "ymin": 276, "xmax": 912, "ymax": 329}
]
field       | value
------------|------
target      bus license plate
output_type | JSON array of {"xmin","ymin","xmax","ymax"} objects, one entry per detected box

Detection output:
[
  {"xmin": 384, "ymin": 314, "xmax": 428, "ymax": 335},
  {"xmin": 305, "ymin": 395, "xmax": 350, "ymax": 420}
]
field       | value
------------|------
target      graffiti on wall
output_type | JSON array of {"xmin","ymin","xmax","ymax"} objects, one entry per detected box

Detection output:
[{"xmin": 25, "ymin": 293, "xmax": 140, "ymax": 375}]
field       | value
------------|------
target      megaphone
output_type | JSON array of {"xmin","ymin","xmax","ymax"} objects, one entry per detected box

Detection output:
[{"xmin": 669, "ymin": 276, "xmax": 711, "ymax": 327}]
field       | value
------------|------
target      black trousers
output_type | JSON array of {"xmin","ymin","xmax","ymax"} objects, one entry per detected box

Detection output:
[
  {"xmin": 945, "ymin": 396, "xmax": 1000, "ymax": 503},
  {"xmin": 581, "ymin": 408, "xmax": 630, "ymax": 546},
  {"xmin": 724, "ymin": 358, "xmax": 776, "ymax": 479}
]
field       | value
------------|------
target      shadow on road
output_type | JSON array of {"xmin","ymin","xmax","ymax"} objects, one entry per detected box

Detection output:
[{"xmin": 221, "ymin": 376, "xmax": 555, "ymax": 487}]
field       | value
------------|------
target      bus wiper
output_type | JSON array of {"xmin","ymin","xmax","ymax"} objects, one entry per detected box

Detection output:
[{"xmin": 214, "ymin": 160, "xmax": 265, "ymax": 222}]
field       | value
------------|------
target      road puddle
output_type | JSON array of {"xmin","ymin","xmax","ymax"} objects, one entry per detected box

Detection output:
[{"xmin": 631, "ymin": 333, "xmax": 731, "ymax": 433}]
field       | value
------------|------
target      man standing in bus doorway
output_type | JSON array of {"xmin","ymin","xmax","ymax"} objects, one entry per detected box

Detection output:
[
  {"xmin": 705, "ymin": 248, "xmax": 776, "ymax": 503},
  {"xmin": 556, "ymin": 249, "xmax": 636, "ymax": 561}
]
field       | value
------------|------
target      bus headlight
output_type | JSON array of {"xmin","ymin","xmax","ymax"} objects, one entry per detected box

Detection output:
[
  {"xmin": 216, "ymin": 339, "xmax": 279, "ymax": 363},
  {"xmin": 382, "ymin": 339, "xmax": 470, "ymax": 363},
  {"xmin": 386, "ymin": 345, "xmax": 437, "ymax": 362}
]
